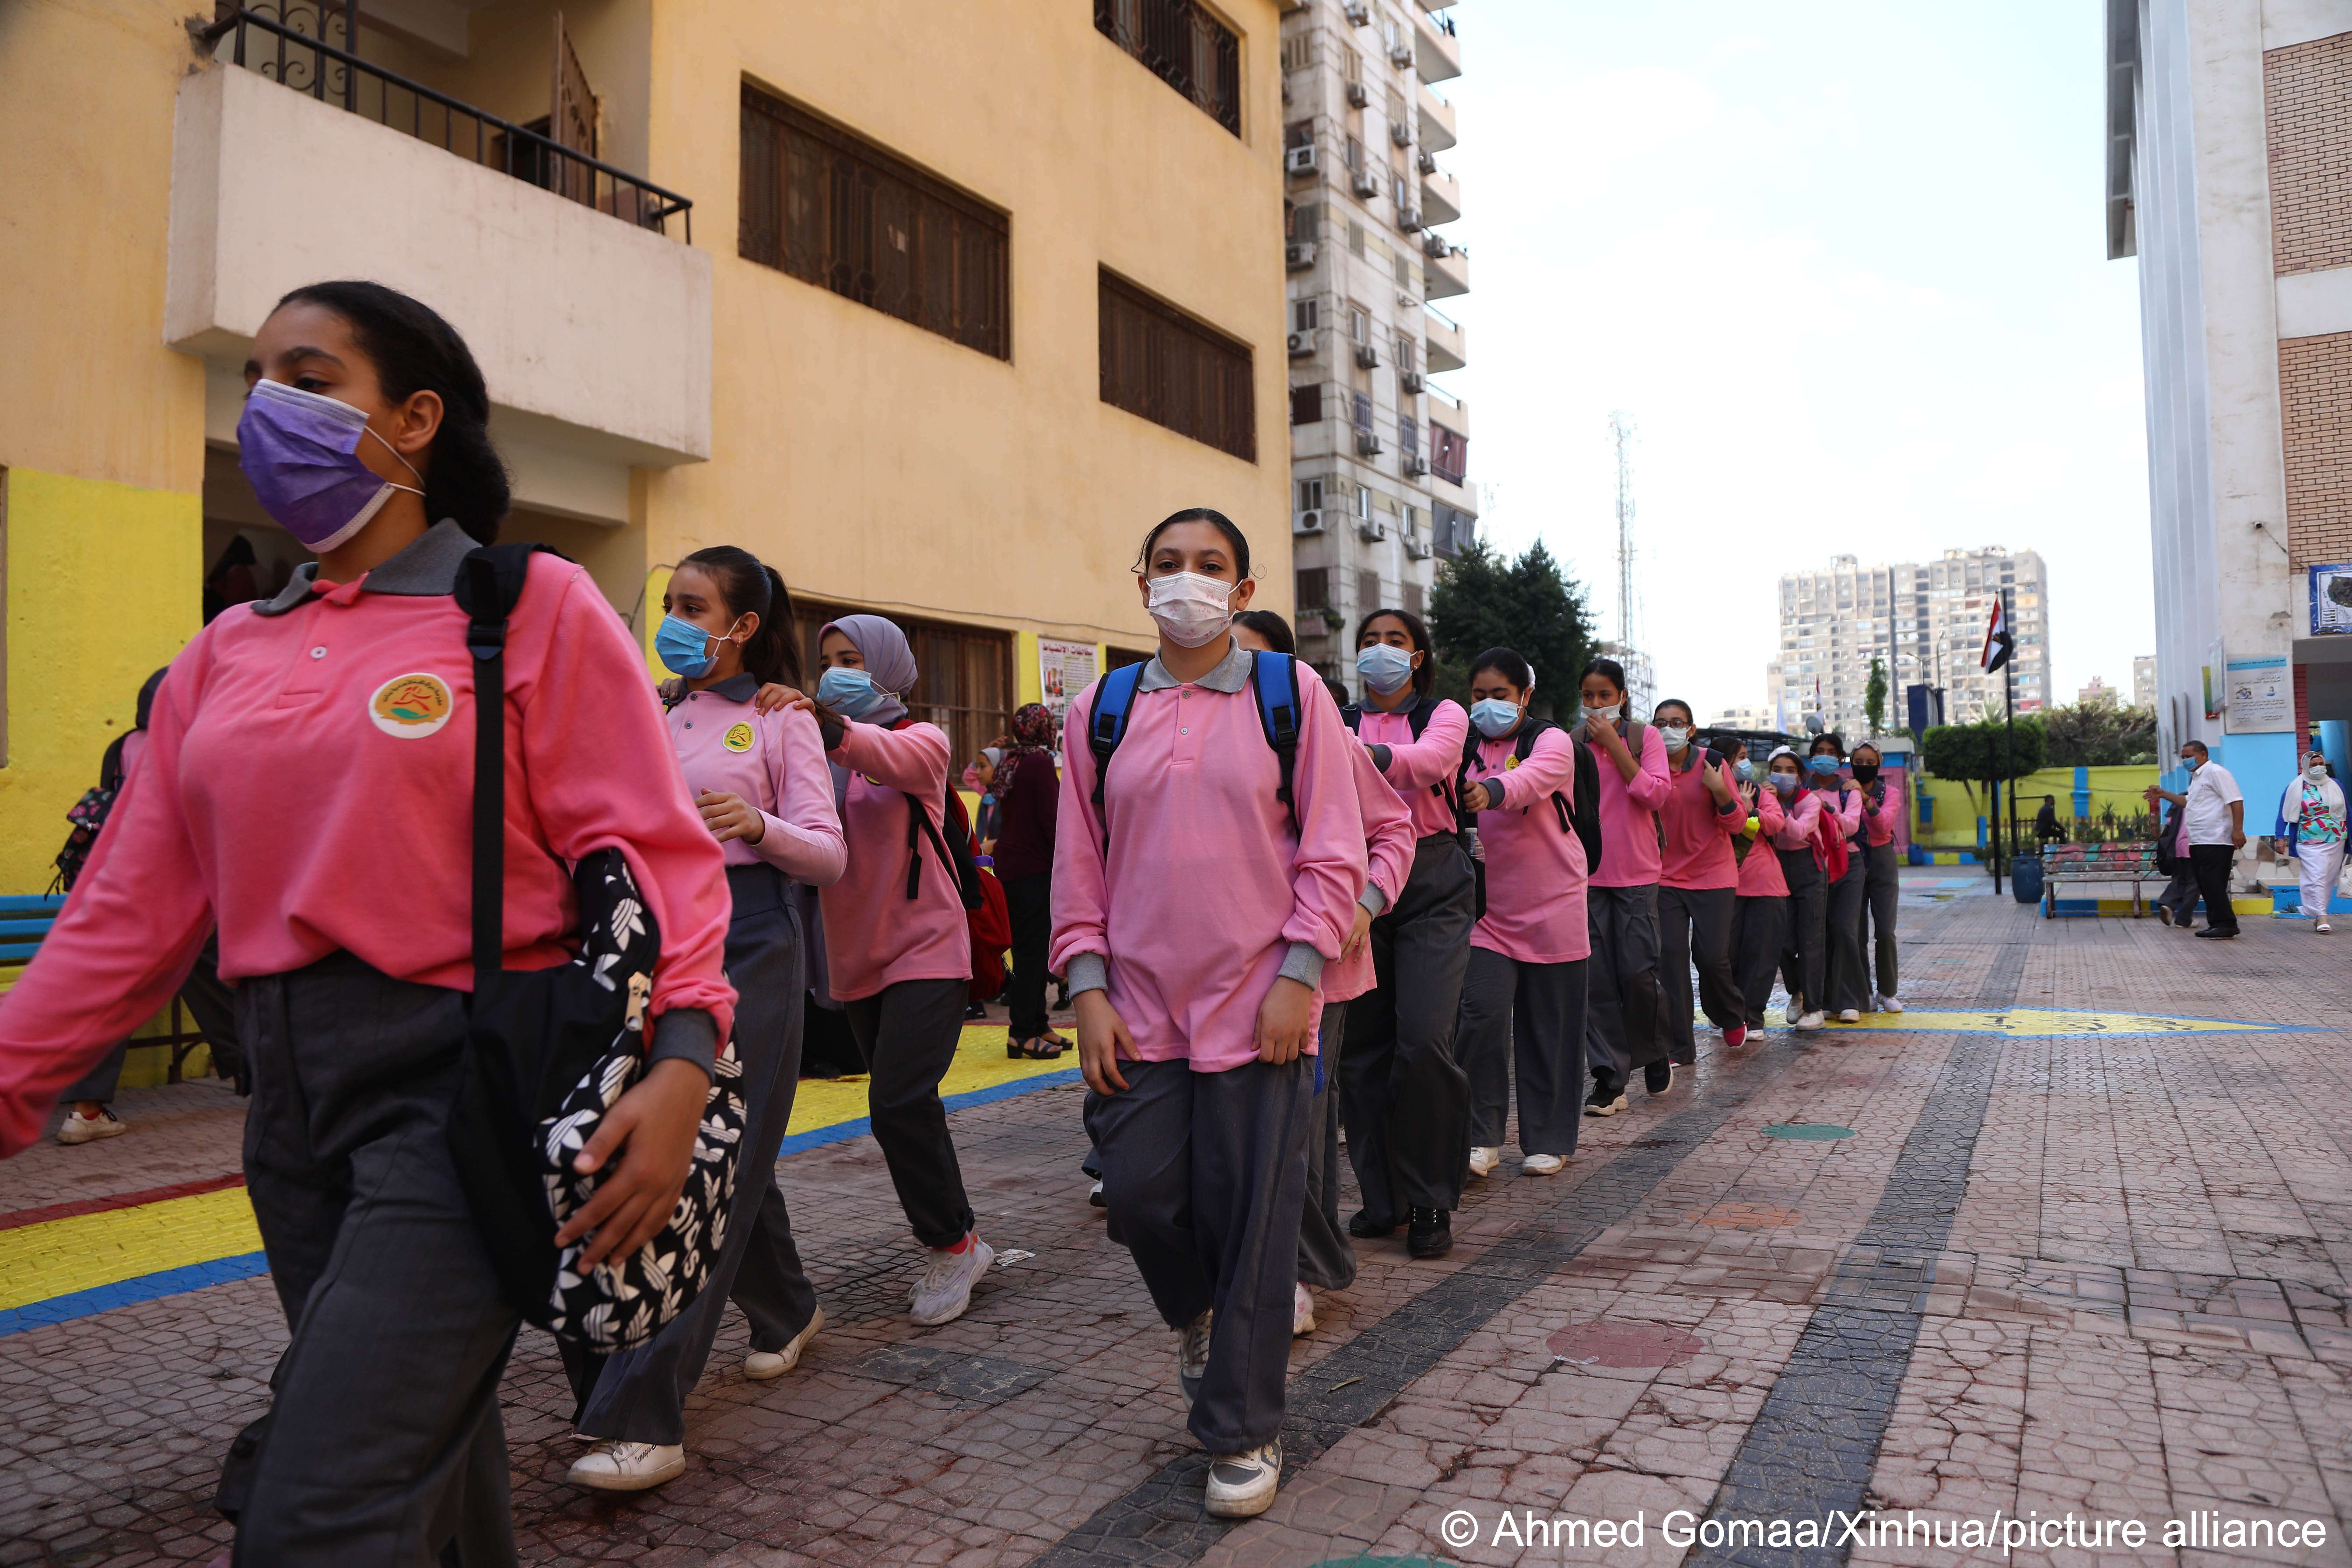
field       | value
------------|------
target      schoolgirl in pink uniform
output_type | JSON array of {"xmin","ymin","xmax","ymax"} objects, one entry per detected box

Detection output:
[
  {"xmin": 1053, "ymin": 511, "xmax": 1367, "ymax": 1520},
  {"xmin": 0, "ymin": 283, "xmax": 733, "ymax": 1566},
  {"xmin": 1767, "ymin": 746, "xmax": 1830, "ymax": 1031},
  {"xmin": 563, "ymin": 547, "xmax": 846, "ymax": 1494},
  {"xmin": 1336, "ymin": 608, "xmax": 1477, "ymax": 1260},
  {"xmin": 1652, "ymin": 699, "xmax": 1751, "ymax": 1057},
  {"xmin": 1808, "ymin": 734, "xmax": 1870, "ymax": 1021},
  {"xmin": 1454, "ymin": 649, "xmax": 1592, "ymax": 1176},
  {"xmin": 1850, "ymin": 740, "xmax": 1906, "ymax": 1012},
  {"xmin": 809, "ymin": 614, "xmax": 988, "ymax": 1324},
  {"xmin": 1726, "ymin": 741, "xmax": 1791, "ymax": 1032},
  {"xmin": 1231, "ymin": 610, "xmax": 1412, "ymax": 1339},
  {"xmin": 1576, "ymin": 657, "xmax": 1676, "ymax": 1112}
]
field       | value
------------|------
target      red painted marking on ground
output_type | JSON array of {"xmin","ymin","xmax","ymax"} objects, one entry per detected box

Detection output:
[
  {"xmin": 1546, "ymin": 1320, "xmax": 1707, "ymax": 1368},
  {"xmin": 0, "ymin": 1172, "xmax": 246, "ymax": 1233}
]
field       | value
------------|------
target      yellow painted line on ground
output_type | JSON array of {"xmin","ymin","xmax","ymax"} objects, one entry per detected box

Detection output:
[
  {"xmin": 786, "ymin": 1023, "xmax": 1071, "ymax": 1135},
  {"xmin": 0, "ymin": 1186, "xmax": 263, "ymax": 1312},
  {"xmin": 1790, "ymin": 1007, "xmax": 2288, "ymax": 1037}
]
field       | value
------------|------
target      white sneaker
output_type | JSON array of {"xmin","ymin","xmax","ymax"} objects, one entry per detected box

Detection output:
[
  {"xmin": 909, "ymin": 1236, "xmax": 994, "ymax": 1326},
  {"xmin": 2320, "ymin": 922, "xmax": 2334, "ymax": 934},
  {"xmin": 1583, "ymin": 1092, "xmax": 1628, "ymax": 1118},
  {"xmin": 744, "ymin": 1305, "xmax": 824, "ymax": 1380},
  {"xmin": 56, "ymin": 1109, "xmax": 126, "ymax": 1146},
  {"xmin": 1521, "ymin": 1153, "xmax": 1567, "ymax": 1176},
  {"xmin": 1088, "ymin": 1180, "xmax": 1106, "ymax": 1208},
  {"xmin": 1467, "ymin": 1145, "xmax": 1501, "ymax": 1178},
  {"xmin": 1794, "ymin": 1011, "xmax": 1825, "ymax": 1032},
  {"xmin": 566, "ymin": 1440, "xmax": 685, "ymax": 1491},
  {"xmin": 1837, "ymin": 1009, "xmax": 1860, "ymax": 1023},
  {"xmin": 1291, "ymin": 1283, "xmax": 1316, "ymax": 1337},
  {"xmin": 1882, "ymin": 996, "xmax": 1904, "ymax": 1014},
  {"xmin": 1178, "ymin": 1309, "xmax": 1213, "ymax": 1407},
  {"xmin": 1203, "ymin": 1439, "xmax": 1282, "ymax": 1518}
]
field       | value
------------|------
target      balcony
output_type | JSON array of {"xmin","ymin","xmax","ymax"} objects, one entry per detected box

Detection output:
[
  {"xmin": 1415, "ymin": 8, "xmax": 1462, "ymax": 84},
  {"xmin": 1424, "ymin": 240, "xmax": 1471, "ymax": 300},
  {"xmin": 167, "ymin": 26, "xmax": 711, "ymax": 527},
  {"xmin": 1424, "ymin": 306, "xmax": 1467, "ymax": 373},
  {"xmin": 1420, "ymin": 161, "xmax": 1462, "ymax": 227},
  {"xmin": 1418, "ymin": 83, "xmax": 1457, "ymax": 152}
]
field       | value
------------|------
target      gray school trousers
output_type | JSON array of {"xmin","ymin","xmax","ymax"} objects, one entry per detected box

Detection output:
[
  {"xmin": 1777, "ymin": 848, "xmax": 1827, "ymax": 1014},
  {"xmin": 1858, "ymin": 843, "xmax": 1901, "ymax": 999},
  {"xmin": 1297, "ymin": 1000, "xmax": 1354, "ymax": 1292},
  {"xmin": 1659, "ymin": 885, "xmax": 1741, "ymax": 1056},
  {"xmin": 1340, "ymin": 834, "xmax": 1476, "ymax": 1225},
  {"xmin": 1085, "ymin": 1055, "xmax": 1314, "ymax": 1455},
  {"xmin": 232, "ymin": 953, "xmax": 520, "ymax": 1568},
  {"xmin": 1458, "ymin": 945, "xmax": 1588, "ymax": 1158},
  {"xmin": 846, "ymin": 975, "xmax": 977, "ymax": 1248},
  {"xmin": 1731, "ymin": 894, "xmax": 1787, "ymax": 1030},
  {"xmin": 564, "ymin": 869, "xmax": 820, "ymax": 1445},
  {"xmin": 1583, "ymin": 883, "xmax": 1669, "ymax": 1096},
  {"xmin": 1821, "ymin": 850, "xmax": 1869, "ymax": 1015}
]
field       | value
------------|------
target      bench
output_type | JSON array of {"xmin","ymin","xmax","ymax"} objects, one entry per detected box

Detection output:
[
  {"xmin": 2038, "ymin": 842, "xmax": 2161, "ymax": 919},
  {"xmin": 0, "ymin": 894, "xmax": 217, "ymax": 1082}
]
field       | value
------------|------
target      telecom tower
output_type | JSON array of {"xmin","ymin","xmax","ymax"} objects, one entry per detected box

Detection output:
[{"xmin": 1600, "ymin": 410, "xmax": 1654, "ymax": 715}]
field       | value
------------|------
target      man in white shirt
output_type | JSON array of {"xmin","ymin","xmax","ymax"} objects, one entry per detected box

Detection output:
[{"xmin": 2147, "ymin": 740, "xmax": 2245, "ymax": 938}]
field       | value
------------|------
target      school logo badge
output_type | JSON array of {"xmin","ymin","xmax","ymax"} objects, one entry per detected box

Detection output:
[
  {"xmin": 723, "ymin": 722, "xmax": 756, "ymax": 753},
  {"xmin": 369, "ymin": 672, "xmax": 455, "ymax": 738}
]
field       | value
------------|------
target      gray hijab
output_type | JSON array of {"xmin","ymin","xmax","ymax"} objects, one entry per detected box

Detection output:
[{"xmin": 824, "ymin": 613, "xmax": 915, "ymax": 727}]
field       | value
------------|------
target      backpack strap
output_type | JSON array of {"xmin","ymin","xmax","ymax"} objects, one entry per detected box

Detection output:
[
  {"xmin": 1087, "ymin": 662, "xmax": 1149, "ymax": 831},
  {"xmin": 1248, "ymin": 651, "xmax": 1301, "ymax": 819},
  {"xmin": 454, "ymin": 542, "xmax": 560, "ymax": 980},
  {"xmin": 1340, "ymin": 703, "xmax": 1363, "ymax": 734}
]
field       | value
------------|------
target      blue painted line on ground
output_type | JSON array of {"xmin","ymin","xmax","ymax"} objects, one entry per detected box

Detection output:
[
  {"xmin": 776, "ymin": 1067, "xmax": 1082, "ymax": 1159},
  {"xmin": 0, "ymin": 1252, "xmax": 270, "ymax": 1339}
]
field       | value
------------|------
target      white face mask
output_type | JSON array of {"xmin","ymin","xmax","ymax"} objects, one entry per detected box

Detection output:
[
  {"xmin": 2309, "ymin": 761, "xmax": 2331, "ymax": 782},
  {"xmin": 1144, "ymin": 570, "xmax": 1238, "ymax": 648},
  {"xmin": 1583, "ymin": 702, "xmax": 1622, "ymax": 726},
  {"xmin": 1660, "ymin": 724, "xmax": 1691, "ymax": 754}
]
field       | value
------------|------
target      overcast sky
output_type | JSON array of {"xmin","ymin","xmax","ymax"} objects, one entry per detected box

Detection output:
[{"xmin": 1435, "ymin": 0, "xmax": 2151, "ymax": 714}]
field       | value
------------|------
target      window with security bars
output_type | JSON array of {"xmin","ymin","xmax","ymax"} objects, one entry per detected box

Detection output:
[
  {"xmin": 739, "ymin": 84, "xmax": 1010, "ymax": 360},
  {"xmin": 1099, "ymin": 270, "xmax": 1257, "ymax": 461},
  {"xmin": 1297, "ymin": 567, "xmax": 1330, "ymax": 609},
  {"xmin": 1094, "ymin": 0, "xmax": 1241, "ymax": 135},
  {"xmin": 793, "ymin": 600, "xmax": 1013, "ymax": 768}
]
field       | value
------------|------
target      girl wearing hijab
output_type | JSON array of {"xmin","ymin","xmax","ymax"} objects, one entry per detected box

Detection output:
[
  {"xmin": 1230, "ymin": 609, "xmax": 1409, "ymax": 1336},
  {"xmin": 1455, "ymin": 649, "xmax": 1592, "ymax": 1178},
  {"xmin": 1338, "ymin": 607, "xmax": 1476, "ymax": 1259},
  {"xmin": 1576, "ymin": 658, "xmax": 1674, "ymax": 1112},
  {"xmin": 2282, "ymin": 747, "xmax": 2347, "ymax": 932},
  {"xmin": 1055, "ymin": 510, "xmax": 1366, "ymax": 1519},
  {"xmin": 1807, "ymin": 734, "xmax": 1867, "ymax": 1022},
  {"xmin": 561, "ymin": 547, "xmax": 845, "ymax": 1492},
  {"xmin": 1850, "ymin": 741, "xmax": 1905, "ymax": 1010},
  {"xmin": 1768, "ymin": 746, "xmax": 1828, "ymax": 1031},
  {"xmin": 811, "ymin": 613, "xmax": 990, "ymax": 1325},
  {"xmin": 1651, "ymin": 700, "xmax": 1750, "ymax": 1057},
  {"xmin": 994, "ymin": 702, "xmax": 1066, "ymax": 1057},
  {"xmin": 0, "ymin": 282, "xmax": 733, "ymax": 1565},
  {"xmin": 1726, "ymin": 740, "xmax": 1790, "ymax": 1034}
]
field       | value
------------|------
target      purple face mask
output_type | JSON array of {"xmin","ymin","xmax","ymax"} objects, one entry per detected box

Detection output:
[{"xmin": 237, "ymin": 378, "xmax": 424, "ymax": 552}]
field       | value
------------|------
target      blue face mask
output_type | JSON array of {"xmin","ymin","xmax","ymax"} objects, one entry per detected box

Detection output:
[
  {"xmin": 655, "ymin": 612, "xmax": 737, "ymax": 678},
  {"xmin": 2182, "ymin": 755, "xmax": 2201, "ymax": 771},
  {"xmin": 1769, "ymin": 771, "xmax": 1800, "ymax": 795},
  {"xmin": 1356, "ymin": 643, "xmax": 1416, "ymax": 696},
  {"xmin": 1806, "ymin": 755, "xmax": 1841, "ymax": 778},
  {"xmin": 818, "ymin": 665, "xmax": 890, "ymax": 720},
  {"xmin": 1734, "ymin": 759, "xmax": 1756, "ymax": 783},
  {"xmin": 1470, "ymin": 698, "xmax": 1522, "ymax": 739}
]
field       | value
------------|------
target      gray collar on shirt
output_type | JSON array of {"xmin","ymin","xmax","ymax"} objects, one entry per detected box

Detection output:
[
  {"xmin": 251, "ymin": 520, "xmax": 478, "ymax": 617},
  {"xmin": 705, "ymin": 673, "xmax": 761, "ymax": 702},
  {"xmin": 1136, "ymin": 637, "xmax": 1253, "ymax": 694}
]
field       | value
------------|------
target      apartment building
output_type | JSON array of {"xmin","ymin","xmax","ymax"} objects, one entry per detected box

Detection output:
[
  {"xmin": 1279, "ymin": 0, "xmax": 1475, "ymax": 681},
  {"xmin": 2106, "ymin": 0, "xmax": 2352, "ymax": 812},
  {"xmin": 2134, "ymin": 653, "xmax": 2158, "ymax": 708},
  {"xmin": 0, "ymin": 0, "xmax": 1289, "ymax": 891},
  {"xmin": 1770, "ymin": 548, "xmax": 2051, "ymax": 740}
]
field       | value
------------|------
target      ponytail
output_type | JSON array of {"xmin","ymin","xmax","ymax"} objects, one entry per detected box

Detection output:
[{"xmin": 678, "ymin": 546, "xmax": 800, "ymax": 688}]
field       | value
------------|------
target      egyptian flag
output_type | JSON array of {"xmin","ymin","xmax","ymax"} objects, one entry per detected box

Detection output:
[{"xmin": 1980, "ymin": 597, "xmax": 2014, "ymax": 673}]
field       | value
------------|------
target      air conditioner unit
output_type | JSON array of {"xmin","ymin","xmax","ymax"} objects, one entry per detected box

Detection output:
[
  {"xmin": 1357, "ymin": 518, "xmax": 1387, "ymax": 542},
  {"xmin": 1284, "ymin": 144, "xmax": 1319, "ymax": 175},
  {"xmin": 1389, "ymin": 42, "xmax": 1415, "ymax": 67},
  {"xmin": 1351, "ymin": 169, "xmax": 1380, "ymax": 199},
  {"xmin": 1404, "ymin": 534, "xmax": 1433, "ymax": 560},
  {"xmin": 1416, "ymin": 149, "xmax": 1438, "ymax": 175},
  {"xmin": 1402, "ymin": 452, "xmax": 1429, "ymax": 477},
  {"xmin": 1287, "ymin": 330, "xmax": 1316, "ymax": 357},
  {"xmin": 1399, "ymin": 369, "xmax": 1424, "ymax": 394},
  {"xmin": 1293, "ymin": 509, "xmax": 1327, "ymax": 536},
  {"xmin": 1345, "ymin": 80, "xmax": 1370, "ymax": 108},
  {"xmin": 1422, "ymin": 234, "xmax": 1451, "ymax": 258},
  {"xmin": 1399, "ymin": 206, "xmax": 1423, "ymax": 232},
  {"xmin": 1286, "ymin": 241, "xmax": 1316, "ymax": 270},
  {"xmin": 1354, "ymin": 343, "xmax": 1379, "ymax": 369},
  {"xmin": 1343, "ymin": 1, "xmax": 1369, "ymax": 23},
  {"xmin": 1390, "ymin": 121, "xmax": 1412, "ymax": 147},
  {"xmin": 1355, "ymin": 430, "xmax": 1384, "ymax": 457}
]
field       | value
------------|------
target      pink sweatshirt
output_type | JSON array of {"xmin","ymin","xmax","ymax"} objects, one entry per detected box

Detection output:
[
  {"xmin": 820, "ymin": 719, "xmax": 971, "ymax": 1001},
  {"xmin": 1858, "ymin": 777, "xmax": 1905, "ymax": 848},
  {"xmin": 666, "ymin": 678, "xmax": 846, "ymax": 884},
  {"xmin": 0, "ymin": 530, "xmax": 736, "ymax": 1157},
  {"xmin": 1050, "ymin": 646, "xmax": 1368, "ymax": 1071},
  {"xmin": 1816, "ymin": 783, "xmax": 1863, "ymax": 844},
  {"xmin": 1582, "ymin": 721, "xmax": 1672, "ymax": 888},
  {"xmin": 1357, "ymin": 699, "xmax": 1469, "ymax": 839},
  {"xmin": 1659, "ymin": 751, "xmax": 1745, "ymax": 890},
  {"xmin": 1324, "ymin": 740, "xmax": 1417, "ymax": 1004},
  {"xmin": 1465, "ymin": 727, "xmax": 1590, "ymax": 963},
  {"xmin": 1769, "ymin": 785, "xmax": 1823, "ymax": 853},
  {"xmin": 1733, "ymin": 782, "xmax": 1791, "ymax": 897}
]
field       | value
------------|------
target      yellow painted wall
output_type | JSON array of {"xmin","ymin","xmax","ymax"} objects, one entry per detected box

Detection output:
[{"xmin": 1913, "ymin": 764, "xmax": 2162, "ymax": 848}]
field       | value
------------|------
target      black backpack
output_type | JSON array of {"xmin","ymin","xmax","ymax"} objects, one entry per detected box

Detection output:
[
  {"xmin": 1340, "ymin": 696, "xmax": 1455, "ymax": 804},
  {"xmin": 1458, "ymin": 719, "xmax": 1604, "ymax": 873}
]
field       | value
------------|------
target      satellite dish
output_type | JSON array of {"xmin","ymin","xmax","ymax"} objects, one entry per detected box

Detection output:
[{"xmin": 1804, "ymin": 711, "xmax": 1825, "ymax": 735}]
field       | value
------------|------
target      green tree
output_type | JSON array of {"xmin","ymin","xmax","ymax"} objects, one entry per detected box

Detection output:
[
  {"xmin": 1921, "ymin": 716, "xmax": 2050, "ymax": 853},
  {"xmin": 2039, "ymin": 699, "xmax": 2158, "ymax": 766},
  {"xmin": 1864, "ymin": 657, "xmax": 1889, "ymax": 739},
  {"xmin": 1428, "ymin": 538, "xmax": 1595, "ymax": 718}
]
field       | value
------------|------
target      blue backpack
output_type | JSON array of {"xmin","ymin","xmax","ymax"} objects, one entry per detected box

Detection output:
[{"xmin": 1086, "ymin": 652, "xmax": 1302, "ymax": 840}]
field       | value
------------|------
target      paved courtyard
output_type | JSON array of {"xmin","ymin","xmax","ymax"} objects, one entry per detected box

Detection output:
[{"xmin": 5, "ymin": 867, "xmax": 2351, "ymax": 1566}]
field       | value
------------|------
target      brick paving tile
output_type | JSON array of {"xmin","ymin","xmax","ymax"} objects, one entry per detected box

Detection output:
[{"xmin": 10, "ymin": 874, "xmax": 2352, "ymax": 1564}]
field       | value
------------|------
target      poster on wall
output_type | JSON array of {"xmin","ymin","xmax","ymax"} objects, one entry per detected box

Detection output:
[
  {"xmin": 1037, "ymin": 638, "xmax": 1098, "ymax": 742},
  {"xmin": 2224, "ymin": 654, "xmax": 2290, "ymax": 733},
  {"xmin": 2312, "ymin": 564, "xmax": 2352, "ymax": 635}
]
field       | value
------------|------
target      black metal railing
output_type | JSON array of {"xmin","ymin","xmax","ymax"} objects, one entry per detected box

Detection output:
[{"xmin": 198, "ymin": 6, "xmax": 692, "ymax": 243}]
